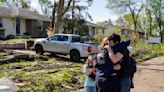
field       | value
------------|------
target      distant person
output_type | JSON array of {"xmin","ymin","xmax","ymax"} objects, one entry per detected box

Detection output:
[{"xmin": 84, "ymin": 55, "xmax": 97, "ymax": 92}]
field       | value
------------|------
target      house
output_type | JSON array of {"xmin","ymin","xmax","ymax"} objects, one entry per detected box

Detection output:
[
  {"xmin": 95, "ymin": 22, "xmax": 121, "ymax": 36},
  {"xmin": 95, "ymin": 21, "xmax": 145, "ymax": 38},
  {"xmin": 121, "ymin": 28, "xmax": 145, "ymax": 38},
  {"xmin": 0, "ymin": 7, "xmax": 50, "ymax": 38},
  {"xmin": 0, "ymin": 7, "xmax": 105, "ymax": 38},
  {"xmin": 85, "ymin": 21, "xmax": 105, "ymax": 36}
]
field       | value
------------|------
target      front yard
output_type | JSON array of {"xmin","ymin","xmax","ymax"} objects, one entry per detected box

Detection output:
[
  {"xmin": 1, "ymin": 38, "xmax": 37, "ymax": 43},
  {"xmin": 0, "ymin": 54, "xmax": 84, "ymax": 92},
  {"xmin": 0, "ymin": 37, "xmax": 164, "ymax": 92}
]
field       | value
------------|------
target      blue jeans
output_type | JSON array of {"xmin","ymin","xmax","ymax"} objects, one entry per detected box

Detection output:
[
  {"xmin": 120, "ymin": 77, "xmax": 131, "ymax": 92},
  {"xmin": 84, "ymin": 86, "xmax": 97, "ymax": 92}
]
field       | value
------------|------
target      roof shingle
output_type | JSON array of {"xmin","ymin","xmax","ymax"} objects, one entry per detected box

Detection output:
[{"xmin": 0, "ymin": 7, "xmax": 50, "ymax": 21}]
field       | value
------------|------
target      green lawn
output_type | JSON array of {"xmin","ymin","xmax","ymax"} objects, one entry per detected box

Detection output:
[
  {"xmin": 0, "ymin": 57, "xmax": 84, "ymax": 92},
  {"xmin": 2, "ymin": 38, "xmax": 37, "ymax": 43}
]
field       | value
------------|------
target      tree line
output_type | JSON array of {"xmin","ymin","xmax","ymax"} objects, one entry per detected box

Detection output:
[
  {"xmin": 0, "ymin": 0, "xmax": 163, "ymax": 41},
  {"xmin": 106, "ymin": 0, "xmax": 164, "ymax": 41}
]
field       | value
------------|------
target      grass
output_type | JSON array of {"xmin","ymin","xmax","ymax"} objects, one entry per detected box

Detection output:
[
  {"xmin": 0, "ymin": 37, "xmax": 164, "ymax": 91},
  {"xmin": 0, "ymin": 52, "xmax": 9, "ymax": 59},
  {"xmin": 0, "ymin": 58, "xmax": 84, "ymax": 92},
  {"xmin": 2, "ymin": 38, "xmax": 37, "ymax": 43}
]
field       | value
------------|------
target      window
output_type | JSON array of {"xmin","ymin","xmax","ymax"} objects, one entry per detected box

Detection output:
[
  {"xmin": 37, "ymin": 20, "xmax": 43, "ymax": 31},
  {"xmin": 0, "ymin": 18, "xmax": 3, "ymax": 28},
  {"xmin": 49, "ymin": 35, "xmax": 69, "ymax": 42},
  {"xmin": 49, "ymin": 35, "xmax": 59, "ymax": 41},
  {"xmin": 71, "ymin": 36, "xmax": 81, "ymax": 42},
  {"xmin": 58, "ymin": 35, "xmax": 68, "ymax": 41}
]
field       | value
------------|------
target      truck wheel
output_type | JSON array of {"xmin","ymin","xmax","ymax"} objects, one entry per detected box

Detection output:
[
  {"xmin": 70, "ymin": 50, "xmax": 80, "ymax": 62},
  {"xmin": 35, "ymin": 45, "xmax": 44, "ymax": 55}
]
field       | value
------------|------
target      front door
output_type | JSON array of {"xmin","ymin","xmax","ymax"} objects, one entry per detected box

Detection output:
[{"xmin": 16, "ymin": 19, "xmax": 20, "ymax": 35}]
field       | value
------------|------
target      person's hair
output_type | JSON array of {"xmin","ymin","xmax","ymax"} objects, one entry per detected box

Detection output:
[
  {"xmin": 85, "ymin": 56, "xmax": 94, "ymax": 68},
  {"xmin": 100, "ymin": 37, "xmax": 108, "ymax": 48},
  {"xmin": 108, "ymin": 34, "xmax": 121, "ymax": 43}
]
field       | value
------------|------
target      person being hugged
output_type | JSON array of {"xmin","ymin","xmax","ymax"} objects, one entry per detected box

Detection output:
[{"xmin": 84, "ymin": 56, "xmax": 97, "ymax": 92}]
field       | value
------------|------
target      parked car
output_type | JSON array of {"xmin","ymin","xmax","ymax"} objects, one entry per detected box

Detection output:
[{"xmin": 33, "ymin": 34, "xmax": 98, "ymax": 62}]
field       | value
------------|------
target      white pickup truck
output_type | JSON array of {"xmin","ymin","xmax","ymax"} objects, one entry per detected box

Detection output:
[{"xmin": 33, "ymin": 34, "xmax": 98, "ymax": 62}]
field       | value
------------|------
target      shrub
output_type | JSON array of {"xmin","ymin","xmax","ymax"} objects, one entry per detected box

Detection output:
[
  {"xmin": 23, "ymin": 32, "xmax": 30, "ymax": 36},
  {"xmin": 131, "ymin": 39, "xmax": 164, "ymax": 62},
  {"xmin": 6, "ymin": 34, "xmax": 15, "ymax": 39},
  {"xmin": 92, "ymin": 34, "xmax": 106, "ymax": 44}
]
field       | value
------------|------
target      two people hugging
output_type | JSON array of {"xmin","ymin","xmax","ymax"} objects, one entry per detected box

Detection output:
[{"xmin": 84, "ymin": 34, "xmax": 135, "ymax": 92}]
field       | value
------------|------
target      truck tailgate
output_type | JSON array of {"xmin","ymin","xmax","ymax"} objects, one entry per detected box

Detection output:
[{"xmin": 90, "ymin": 45, "xmax": 99, "ymax": 54}]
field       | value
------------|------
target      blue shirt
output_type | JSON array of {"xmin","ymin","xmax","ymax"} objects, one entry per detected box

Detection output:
[{"xmin": 83, "ymin": 65, "xmax": 96, "ymax": 87}]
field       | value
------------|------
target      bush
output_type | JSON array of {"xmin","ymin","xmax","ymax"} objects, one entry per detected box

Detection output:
[
  {"xmin": 6, "ymin": 34, "xmax": 15, "ymax": 39},
  {"xmin": 92, "ymin": 34, "xmax": 106, "ymax": 44},
  {"xmin": 23, "ymin": 32, "xmax": 30, "ymax": 36},
  {"xmin": 131, "ymin": 39, "xmax": 164, "ymax": 62}
]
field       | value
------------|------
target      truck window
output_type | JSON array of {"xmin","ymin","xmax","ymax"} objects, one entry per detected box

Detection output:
[
  {"xmin": 49, "ymin": 35, "xmax": 59, "ymax": 41},
  {"xmin": 58, "ymin": 35, "xmax": 68, "ymax": 41},
  {"xmin": 48, "ymin": 35, "xmax": 68, "ymax": 41},
  {"xmin": 71, "ymin": 36, "xmax": 81, "ymax": 42}
]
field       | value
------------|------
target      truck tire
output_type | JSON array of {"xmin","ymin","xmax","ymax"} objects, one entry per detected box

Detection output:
[
  {"xmin": 70, "ymin": 50, "xmax": 80, "ymax": 62},
  {"xmin": 35, "ymin": 45, "xmax": 44, "ymax": 55}
]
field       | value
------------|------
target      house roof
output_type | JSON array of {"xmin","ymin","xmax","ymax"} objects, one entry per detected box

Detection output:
[
  {"xmin": 0, "ymin": 7, "xmax": 51, "ymax": 21},
  {"xmin": 0, "ymin": 7, "xmax": 12, "ymax": 17},
  {"xmin": 85, "ymin": 21, "xmax": 105, "ymax": 28},
  {"xmin": 121, "ymin": 28, "xmax": 145, "ymax": 34}
]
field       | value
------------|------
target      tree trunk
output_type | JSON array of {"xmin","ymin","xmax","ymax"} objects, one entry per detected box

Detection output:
[
  {"xmin": 54, "ymin": 19, "xmax": 61, "ymax": 34},
  {"xmin": 149, "ymin": 16, "xmax": 152, "ymax": 36},
  {"xmin": 53, "ymin": 0, "xmax": 65, "ymax": 34},
  {"xmin": 160, "ymin": 34, "xmax": 163, "ymax": 43},
  {"xmin": 51, "ymin": 0, "xmax": 56, "ymax": 28},
  {"xmin": 131, "ymin": 12, "xmax": 138, "ymax": 37}
]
